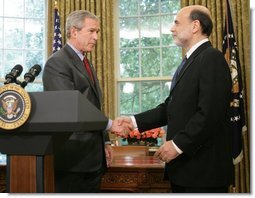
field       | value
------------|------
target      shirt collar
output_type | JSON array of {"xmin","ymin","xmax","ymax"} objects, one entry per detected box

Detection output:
[
  {"xmin": 67, "ymin": 42, "xmax": 85, "ymax": 61},
  {"xmin": 185, "ymin": 38, "xmax": 209, "ymax": 59}
]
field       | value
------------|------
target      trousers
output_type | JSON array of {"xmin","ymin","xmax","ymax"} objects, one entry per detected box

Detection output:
[
  {"xmin": 170, "ymin": 182, "xmax": 229, "ymax": 193},
  {"xmin": 55, "ymin": 170, "xmax": 103, "ymax": 193}
]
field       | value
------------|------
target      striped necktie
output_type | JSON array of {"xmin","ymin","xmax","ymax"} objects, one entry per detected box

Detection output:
[{"xmin": 170, "ymin": 56, "xmax": 187, "ymax": 90}]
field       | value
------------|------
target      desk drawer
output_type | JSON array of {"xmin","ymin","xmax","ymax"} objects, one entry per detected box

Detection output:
[{"xmin": 101, "ymin": 168, "xmax": 170, "ymax": 193}]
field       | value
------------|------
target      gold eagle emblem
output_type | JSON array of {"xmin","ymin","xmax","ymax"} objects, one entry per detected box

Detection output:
[{"xmin": 1, "ymin": 95, "xmax": 20, "ymax": 119}]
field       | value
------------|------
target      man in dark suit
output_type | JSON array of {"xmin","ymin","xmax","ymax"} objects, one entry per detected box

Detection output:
[
  {"xmin": 43, "ymin": 10, "xmax": 130, "ymax": 193},
  {"xmin": 117, "ymin": 5, "xmax": 234, "ymax": 193}
]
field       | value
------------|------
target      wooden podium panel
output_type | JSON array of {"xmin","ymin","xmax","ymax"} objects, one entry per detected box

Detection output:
[
  {"xmin": 43, "ymin": 155, "xmax": 55, "ymax": 192},
  {"xmin": 10, "ymin": 156, "xmax": 36, "ymax": 192},
  {"xmin": 8, "ymin": 155, "xmax": 54, "ymax": 193}
]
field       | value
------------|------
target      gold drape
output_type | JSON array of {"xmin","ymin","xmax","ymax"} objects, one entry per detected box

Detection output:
[
  {"xmin": 181, "ymin": 0, "xmax": 250, "ymax": 193},
  {"xmin": 47, "ymin": 0, "xmax": 116, "ymax": 119}
]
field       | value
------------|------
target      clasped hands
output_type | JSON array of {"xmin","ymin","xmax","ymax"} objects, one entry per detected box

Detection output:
[
  {"xmin": 111, "ymin": 116, "xmax": 179, "ymax": 163},
  {"xmin": 109, "ymin": 117, "xmax": 179, "ymax": 163},
  {"xmin": 109, "ymin": 116, "xmax": 133, "ymax": 138}
]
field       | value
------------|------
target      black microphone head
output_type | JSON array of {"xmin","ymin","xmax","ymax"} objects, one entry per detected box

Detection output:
[
  {"xmin": 10, "ymin": 64, "xmax": 23, "ymax": 77},
  {"xmin": 13, "ymin": 64, "xmax": 23, "ymax": 71},
  {"xmin": 23, "ymin": 64, "xmax": 42, "ymax": 83},
  {"xmin": 4, "ymin": 64, "xmax": 23, "ymax": 84},
  {"xmin": 29, "ymin": 64, "xmax": 42, "ymax": 76}
]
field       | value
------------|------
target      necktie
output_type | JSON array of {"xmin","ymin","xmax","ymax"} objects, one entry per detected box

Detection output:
[
  {"xmin": 83, "ymin": 57, "xmax": 94, "ymax": 83},
  {"xmin": 170, "ymin": 56, "xmax": 187, "ymax": 90}
]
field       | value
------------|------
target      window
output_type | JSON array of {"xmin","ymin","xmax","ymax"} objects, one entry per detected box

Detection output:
[
  {"xmin": 0, "ymin": 0, "xmax": 46, "ymax": 92},
  {"xmin": 117, "ymin": 0, "xmax": 181, "ymax": 116},
  {"xmin": 0, "ymin": 0, "xmax": 46, "ymax": 164}
]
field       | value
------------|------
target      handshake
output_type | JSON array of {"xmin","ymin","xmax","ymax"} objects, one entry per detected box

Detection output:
[{"xmin": 109, "ymin": 116, "xmax": 134, "ymax": 138}]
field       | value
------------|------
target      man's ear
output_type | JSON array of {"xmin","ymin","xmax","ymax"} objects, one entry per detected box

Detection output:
[
  {"xmin": 192, "ymin": 19, "xmax": 201, "ymax": 34},
  {"xmin": 70, "ymin": 26, "xmax": 78, "ymax": 38}
]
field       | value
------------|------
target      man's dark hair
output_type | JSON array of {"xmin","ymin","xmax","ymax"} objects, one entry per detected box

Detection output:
[{"xmin": 190, "ymin": 9, "xmax": 213, "ymax": 37}]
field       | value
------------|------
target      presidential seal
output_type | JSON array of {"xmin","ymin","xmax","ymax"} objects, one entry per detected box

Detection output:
[{"xmin": 0, "ymin": 84, "xmax": 31, "ymax": 130}]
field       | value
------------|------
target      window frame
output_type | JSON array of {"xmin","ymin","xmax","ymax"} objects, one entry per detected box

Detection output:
[
  {"xmin": 115, "ymin": 0, "xmax": 181, "ymax": 117},
  {"xmin": 0, "ymin": 0, "xmax": 47, "ymax": 90}
]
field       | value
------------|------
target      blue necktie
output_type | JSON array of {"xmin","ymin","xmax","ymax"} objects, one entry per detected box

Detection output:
[{"xmin": 170, "ymin": 56, "xmax": 187, "ymax": 90}]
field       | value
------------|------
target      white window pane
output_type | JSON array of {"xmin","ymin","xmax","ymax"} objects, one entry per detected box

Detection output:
[
  {"xmin": 3, "ymin": 50, "xmax": 23, "ymax": 69},
  {"xmin": 25, "ymin": 0, "xmax": 45, "ymax": 18},
  {"xmin": 141, "ymin": 81, "xmax": 161, "ymax": 111},
  {"xmin": 162, "ymin": 46, "xmax": 182, "ymax": 76},
  {"xmin": 119, "ymin": 18, "xmax": 139, "ymax": 48},
  {"xmin": 167, "ymin": 0, "xmax": 180, "ymax": 13},
  {"xmin": 119, "ymin": 82, "xmax": 140, "ymax": 114},
  {"xmin": 25, "ymin": 50, "xmax": 44, "ymax": 71},
  {"xmin": 4, "ymin": 18, "xmax": 24, "ymax": 49},
  {"xmin": 0, "ymin": 1, "xmax": 3, "ymax": 16},
  {"xmin": 24, "ymin": 82, "xmax": 43, "ymax": 92},
  {"xmin": 25, "ymin": 19, "xmax": 45, "ymax": 49},
  {"xmin": 161, "ymin": 15, "xmax": 174, "ymax": 46},
  {"xmin": 4, "ymin": 0, "xmax": 24, "ymax": 17},
  {"xmin": 0, "ymin": 18, "xmax": 3, "ymax": 48},
  {"xmin": 119, "ymin": 0, "xmax": 138, "ymax": 16},
  {"xmin": 0, "ymin": 50, "xmax": 3, "ymax": 77},
  {"xmin": 141, "ymin": 16, "xmax": 160, "ymax": 47},
  {"xmin": 161, "ymin": 0, "xmax": 180, "ymax": 13},
  {"xmin": 0, "ymin": 153, "xmax": 6, "ymax": 165},
  {"xmin": 141, "ymin": 48, "xmax": 160, "ymax": 77},
  {"xmin": 120, "ymin": 49, "xmax": 139, "ymax": 78},
  {"xmin": 140, "ymin": 0, "xmax": 159, "ymax": 15}
]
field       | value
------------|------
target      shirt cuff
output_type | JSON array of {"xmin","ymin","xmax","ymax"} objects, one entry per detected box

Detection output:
[
  {"xmin": 171, "ymin": 140, "xmax": 183, "ymax": 154},
  {"xmin": 130, "ymin": 116, "xmax": 138, "ymax": 129},
  {"xmin": 105, "ymin": 119, "xmax": 112, "ymax": 131}
]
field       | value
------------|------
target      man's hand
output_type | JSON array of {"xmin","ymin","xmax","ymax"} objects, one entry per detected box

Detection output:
[
  {"xmin": 115, "ymin": 116, "xmax": 133, "ymax": 127},
  {"xmin": 110, "ymin": 116, "xmax": 133, "ymax": 138},
  {"xmin": 105, "ymin": 144, "xmax": 113, "ymax": 167},
  {"xmin": 154, "ymin": 140, "xmax": 180, "ymax": 163}
]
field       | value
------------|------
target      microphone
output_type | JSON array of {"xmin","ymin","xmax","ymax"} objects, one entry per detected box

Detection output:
[
  {"xmin": 21, "ymin": 64, "xmax": 42, "ymax": 88},
  {"xmin": 4, "ymin": 64, "xmax": 23, "ymax": 85}
]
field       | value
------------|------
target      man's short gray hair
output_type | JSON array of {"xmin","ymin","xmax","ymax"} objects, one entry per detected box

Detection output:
[{"xmin": 66, "ymin": 10, "xmax": 99, "ymax": 39}]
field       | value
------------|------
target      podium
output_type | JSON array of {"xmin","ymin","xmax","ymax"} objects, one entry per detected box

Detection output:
[{"xmin": 0, "ymin": 90, "xmax": 108, "ymax": 193}]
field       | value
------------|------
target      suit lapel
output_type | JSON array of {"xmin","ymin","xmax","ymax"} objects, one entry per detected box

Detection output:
[
  {"xmin": 170, "ymin": 41, "xmax": 212, "ymax": 93},
  {"xmin": 63, "ymin": 45, "xmax": 101, "ymax": 103}
]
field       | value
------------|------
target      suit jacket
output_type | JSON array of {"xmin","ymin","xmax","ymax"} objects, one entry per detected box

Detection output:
[
  {"xmin": 134, "ymin": 41, "xmax": 234, "ymax": 187},
  {"xmin": 43, "ymin": 44, "xmax": 109, "ymax": 173}
]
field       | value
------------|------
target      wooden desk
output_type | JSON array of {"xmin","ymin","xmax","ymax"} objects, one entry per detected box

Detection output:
[
  {"xmin": 1, "ymin": 146, "xmax": 171, "ymax": 193},
  {"xmin": 101, "ymin": 155, "xmax": 171, "ymax": 193}
]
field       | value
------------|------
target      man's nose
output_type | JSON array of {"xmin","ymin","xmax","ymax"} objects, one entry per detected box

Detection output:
[
  {"xmin": 93, "ymin": 32, "xmax": 98, "ymax": 40},
  {"xmin": 170, "ymin": 25, "xmax": 175, "ymax": 32}
]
